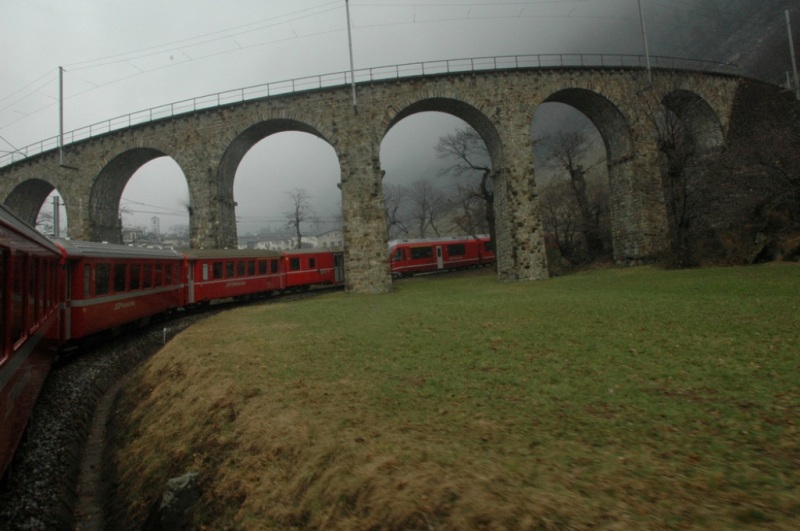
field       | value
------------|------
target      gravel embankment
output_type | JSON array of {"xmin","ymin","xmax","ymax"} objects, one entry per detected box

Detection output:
[{"xmin": 0, "ymin": 313, "xmax": 209, "ymax": 530}]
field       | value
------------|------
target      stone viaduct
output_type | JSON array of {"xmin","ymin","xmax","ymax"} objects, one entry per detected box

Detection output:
[{"xmin": 0, "ymin": 58, "xmax": 743, "ymax": 294}]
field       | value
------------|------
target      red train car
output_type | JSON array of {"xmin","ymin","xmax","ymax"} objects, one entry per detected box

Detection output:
[
  {"xmin": 1, "ymin": 231, "xmax": 346, "ymax": 477},
  {"xmin": 55, "ymin": 240, "xmax": 184, "ymax": 341},
  {"xmin": 1, "ymin": 203, "xmax": 65, "ymax": 478},
  {"xmin": 183, "ymin": 249, "xmax": 284, "ymax": 304},
  {"xmin": 282, "ymin": 248, "xmax": 345, "ymax": 291},
  {"xmin": 388, "ymin": 236, "xmax": 495, "ymax": 278}
]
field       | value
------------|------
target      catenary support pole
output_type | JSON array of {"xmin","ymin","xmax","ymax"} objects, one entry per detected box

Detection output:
[
  {"xmin": 59, "ymin": 66, "xmax": 64, "ymax": 165},
  {"xmin": 346, "ymin": 0, "xmax": 357, "ymax": 109},
  {"xmin": 787, "ymin": 9, "xmax": 800, "ymax": 100},
  {"xmin": 638, "ymin": 0, "xmax": 652, "ymax": 86},
  {"xmin": 52, "ymin": 195, "xmax": 60, "ymax": 237}
]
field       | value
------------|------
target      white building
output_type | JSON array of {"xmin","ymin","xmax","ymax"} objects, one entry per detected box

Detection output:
[{"xmin": 317, "ymin": 229, "xmax": 344, "ymax": 249}]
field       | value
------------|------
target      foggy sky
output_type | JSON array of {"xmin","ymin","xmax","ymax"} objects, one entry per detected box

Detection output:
[{"xmin": 0, "ymin": 1, "xmax": 769, "ymax": 233}]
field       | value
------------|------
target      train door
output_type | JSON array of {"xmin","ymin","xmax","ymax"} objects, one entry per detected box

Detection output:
[
  {"xmin": 62, "ymin": 261, "xmax": 73, "ymax": 341},
  {"xmin": 436, "ymin": 246, "xmax": 444, "ymax": 270},
  {"xmin": 187, "ymin": 261, "xmax": 196, "ymax": 304},
  {"xmin": 1, "ymin": 248, "xmax": 6, "ymax": 357},
  {"xmin": 334, "ymin": 253, "xmax": 344, "ymax": 284}
]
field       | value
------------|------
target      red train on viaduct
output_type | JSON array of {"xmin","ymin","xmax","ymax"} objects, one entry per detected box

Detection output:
[
  {"xmin": 0, "ymin": 203, "xmax": 343, "ymax": 478},
  {"xmin": 2, "ymin": 200, "xmax": 492, "ymax": 478}
]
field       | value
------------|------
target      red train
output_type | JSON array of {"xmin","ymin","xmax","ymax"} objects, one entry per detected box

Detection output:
[
  {"xmin": 0, "ymin": 202, "xmax": 344, "ymax": 478},
  {"xmin": 1, "ymin": 204, "xmax": 64, "ymax": 480},
  {"xmin": 388, "ymin": 236, "xmax": 495, "ymax": 278}
]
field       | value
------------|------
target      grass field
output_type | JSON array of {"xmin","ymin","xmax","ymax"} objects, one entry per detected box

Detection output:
[{"xmin": 112, "ymin": 264, "xmax": 800, "ymax": 529}]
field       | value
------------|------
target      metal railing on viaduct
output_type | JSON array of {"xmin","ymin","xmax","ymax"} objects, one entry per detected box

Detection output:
[{"xmin": 1, "ymin": 53, "xmax": 737, "ymax": 168}]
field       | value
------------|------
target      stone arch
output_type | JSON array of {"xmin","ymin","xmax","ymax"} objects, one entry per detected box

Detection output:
[
  {"xmin": 214, "ymin": 118, "xmax": 338, "ymax": 248},
  {"xmin": 541, "ymin": 87, "xmax": 633, "ymax": 165},
  {"xmin": 661, "ymin": 89, "xmax": 724, "ymax": 153},
  {"xmin": 379, "ymin": 95, "xmax": 548, "ymax": 281},
  {"xmin": 218, "ymin": 118, "xmax": 334, "ymax": 196},
  {"xmin": 536, "ymin": 86, "xmax": 667, "ymax": 264},
  {"xmin": 4, "ymin": 178, "xmax": 58, "ymax": 225},
  {"xmin": 382, "ymin": 97, "xmax": 503, "ymax": 170},
  {"xmin": 90, "ymin": 147, "xmax": 174, "ymax": 242},
  {"xmin": 380, "ymin": 97, "xmax": 504, "ymax": 232}
]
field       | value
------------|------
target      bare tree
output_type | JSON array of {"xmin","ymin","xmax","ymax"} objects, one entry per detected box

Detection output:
[
  {"xmin": 284, "ymin": 187, "xmax": 315, "ymax": 249},
  {"xmin": 407, "ymin": 179, "xmax": 449, "ymax": 238},
  {"xmin": 546, "ymin": 130, "xmax": 608, "ymax": 260},
  {"xmin": 539, "ymin": 178, "xmax": 581, "ymax": 264},
  {"xmin": 36, "ymin": 210, "xmax": 54, "ymax": 236},
  {"xmin": 449, "ymin": 182, "xmax": 489, "ymax": 237},
  {"xmin": 435, "ymin": 128, "xmax": 496, "ymax": 243},
  {"xmin": 646, "ymin": 96, "xmax": 706, "ymax": 267},
  {"xmin": 384, "ymin": 183, "xmax": 410, "ymax": 239}
]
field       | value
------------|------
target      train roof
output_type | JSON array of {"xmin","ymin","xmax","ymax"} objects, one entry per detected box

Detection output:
[
  {"xmin": 0, "ymin": 203, "xmax": 64, "ymax": 256},
  {"xmin": 54, "ymin": 239, "xmax": 183, "ymax": 260},
  {"xmin": 388, "ymin": 236, "xmax": 490, "ymax": 248},
  {"xmin": 282, "ymin": 247, "xmax": 343, "ymax": 255},
  {"xmin": 181, "ymin": 248, "xmax": 283, "ymax": 260}
]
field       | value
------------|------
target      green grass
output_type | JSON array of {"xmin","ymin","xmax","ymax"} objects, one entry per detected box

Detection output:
[{"xmin": 114, "ymin": 264, "xmax": 800, "ymax": 529}]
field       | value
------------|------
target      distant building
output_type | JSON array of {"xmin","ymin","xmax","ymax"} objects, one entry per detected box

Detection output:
[
  {"xmin": 122, "ymin": 228, "xmax": 145, "ymax": 244},
  {"xmin": 151, "ymin": 216, "xmax": 161, "ymax": 236},
  {"xmin": 317, "ymin": 229, "xmax": 343, "ymax": 249},
  {"xmin": 236, "ymin": 229, "xmax": 342, "ymax": 251}
]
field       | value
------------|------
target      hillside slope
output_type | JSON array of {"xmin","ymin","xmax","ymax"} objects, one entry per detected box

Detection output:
[{"xmin": 656, "ymin": 1, "xmax": 799, "ymax": 84}]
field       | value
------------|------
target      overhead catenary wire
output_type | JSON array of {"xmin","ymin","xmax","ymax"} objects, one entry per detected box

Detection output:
[
  {"xmin": 61, "ymin": 1, "xmax": 343, "ymax": 73},
  {"xmin": 2, "ymin": 0, "xmax": 747, "ymax": 115}
]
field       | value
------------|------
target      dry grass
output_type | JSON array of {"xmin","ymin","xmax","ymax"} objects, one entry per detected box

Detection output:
[{"xmin": 111, "ymin": 264, "xmax": 800, "ymax": 529}]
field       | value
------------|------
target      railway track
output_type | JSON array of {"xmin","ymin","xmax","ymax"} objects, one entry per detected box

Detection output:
[{"xmin": 0, "ymin": 288, "xmax": 337, "ymax": 530}]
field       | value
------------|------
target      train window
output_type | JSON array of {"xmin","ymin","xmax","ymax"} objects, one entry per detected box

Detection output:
[
  {"xmin": 225, "ymin": 261, "xmax": 234, "ymax": 278},
  {"xmin": 29, "ymin": 257, "xmax": 38, "ymax": 323},
  {"xmin": 44, "ymin": 261, "xmax": 52, "ymax": 310},
  {"xmin": 309, "ymin": 258, "xmax": 316, "ymax": 269},
  {"xmin": 410, "ymin": 247, "xmax": 433, "ymax": 260},
  {"xmin": 248, "ymin": 260, "xmax": 256, "ymax": 276},
  {"xmin": 114, "ymin": 263, "xmax": 127, "ymax": 292},
  {"xmin": 0, "ymin": 249, "xmax": 5, "ymax": 353},
  {"xmin": 484, "ymin": 241, "xmax": 494, "ymax": 252},
  {"xmin": 84, "ymin": 264, "xmax": 91, "ymax": 298},
  {"xmin": 143, "ymin": 264, "xmax": 153, "ymax": 289},
  {"xmin": 447, "ymin": 244, "xmax": 466, "ymax": 256},
  {"xmin": 50, "ymin": 262, "xmax": 57, "ymax": 308},
  {"xmin": 154, "ymin": 264, "xmax": 164, "ymax": 287},
  {"xmin": 237, "ymin": 261, "xmax": 245, "ymax": 277},
  {"xmin": 213, "ymin": 262, "xmax": 223, "ymax": 279},
  {"xmin": 392, "ymin": 248, "xmax": 405, "ymax": 262},
  {"xmin": 12, "ymin": 253, "xmax": 26, "ymax": 344},
  {"xmin": 270, "ymin": 260, "xmax": 278, "ymax": 274},
  {"xmin": 64, "ymin": 263, "xmax": 71, "ymax": 301},
  {"xmin": 289, "ymin": 257, "xmax": 301, "ymax": 271},
  {"xmin": 165, "ymin": 264, "xmax": 173, "ymax": 285},
  {"xmin": 45, "ymin": 261, "xmax": 53, "ymax": 310},
  {"xmin": 95, "ymin": 263, "xmax": 110, "ymax": 296},
  {"xmin": 38, "ymin": 259, "xmax": 46, "ymax": 320},
  {"xmin": 258, "ymin": 260, "xmax": 267, "ymax": 275},
  {"xmin": 130, "ymin": 264, "xmax": 141, "ymax": 290}
]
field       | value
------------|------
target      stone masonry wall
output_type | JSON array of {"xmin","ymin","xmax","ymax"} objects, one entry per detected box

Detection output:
[{"xmin": 0, "ymin": 67, "xmax": 743, "ymax": 293}]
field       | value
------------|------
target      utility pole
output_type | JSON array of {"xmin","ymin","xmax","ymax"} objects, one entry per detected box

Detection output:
[
  {"xmin": 56, "ymin": 67, "xmax": 78, "ymax": 171},
  {"xmin": 59, "ymin": 66, "xmax": 65, "ymax": 166},
  {"xmin": 345, "ymin": 0, "xmax": 357, "ymax": 110},
  {"xmin": 637, "ymin": 0, "xmax": 652, "ymax": 86},
  {"xmin": 786, "ymin": 9, "xmax": 800, "ymax": 100},
  {"xmin": 52, "ymin": 195, "xmax": 60, "ymax": 237}
]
